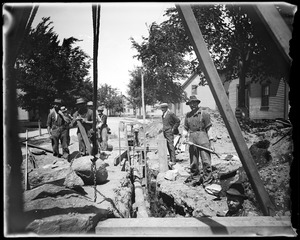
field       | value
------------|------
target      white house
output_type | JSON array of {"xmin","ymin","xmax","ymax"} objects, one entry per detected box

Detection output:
[
  {"xmin": 227, "ymin": 77, "xmax": 289, "ymax": 120},
  {"xmin": 173, "ymin": 72, "xmax": 217, "ymax": 117}
]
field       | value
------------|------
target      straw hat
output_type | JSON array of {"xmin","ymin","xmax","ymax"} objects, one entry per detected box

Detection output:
[
  {"xmin": 87, "ymin": 101, "xmax": 93, "ymax": 106},
  {"xmin": 76, "ymin": 98, "xmax": 86, "ymax": 105},
  {"xmin": 160, "ymin": 103, "xmax": 168, "ymax": 108},
  {"xmin": 53, "ymin": 99, "xmax": 62, "ymax": 104},
  {"xmin": 60, "ymin": 106, "xmax": 67, "ymax": 113}
]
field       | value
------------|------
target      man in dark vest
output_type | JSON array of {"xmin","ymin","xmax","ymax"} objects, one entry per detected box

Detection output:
[
  {"xmin": 71, "ymin": 98, "xmax": 93, "ymax": 156},
  {"xmin": 47, "ymin": 98, "xmax": 69, "ymax": 159},
  {"xmin": 159, "ymin": 103, "xmax": 180, "ymax": 167}
]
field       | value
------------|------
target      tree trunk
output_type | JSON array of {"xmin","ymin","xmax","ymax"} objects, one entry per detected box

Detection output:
[{"xmin": 238, "ymin": 71, "xmax": 246, "ymax": 108}]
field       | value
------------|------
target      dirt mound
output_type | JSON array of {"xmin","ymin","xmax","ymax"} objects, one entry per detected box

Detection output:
[{"xmin": 145, "ymin": 108, "xmax": 293, "ymax": 217}]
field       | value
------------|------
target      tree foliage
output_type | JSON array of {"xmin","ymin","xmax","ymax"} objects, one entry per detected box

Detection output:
[
  {"xmin": 15, "ymin": 17, "xmax": 92, "ymax": 115},
  {"xmin": 97, "ymin": 83, "xmax": 123, "ymax": 115},
  {"xmin": 130, "ymin": 18, "xmax": 192, "ymax": 104},
  {"xmin": 130, "ymin": 3, "xmax": 294, "ymax": 108}
]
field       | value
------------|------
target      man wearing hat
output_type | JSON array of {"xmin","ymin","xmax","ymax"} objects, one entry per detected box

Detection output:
[
  {"xmin": 183, "ymin": 95, "xmax": 214, "ymax": 188},
  {"xmin": 60, "ymin": 106, "xmax": 72, "ymax": 146},
  {"xmin": 87, "ymin": 101, "xmax": 93, "ymax": 111},
  {"xmin": 96, "ymin": 105, "xmax": 109, "ymax": 151},
  {"xmin": 71, "ymin": 97, "xmax": 94, "ymax": 156},
  {"xmin": 225, "ymin": 183, "xmax": 248, "ymax": 216},
  {"xmin": 47, "ymin": 99, "xmax": 69, "ymax": 159},
  {"xmin": 159, "ymin": 102, "xmax": 180, "ymax": 166}
]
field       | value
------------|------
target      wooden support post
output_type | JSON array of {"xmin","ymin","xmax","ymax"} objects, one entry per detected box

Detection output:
[
  {"xmin": 252, "ymin": 4, "xmax": 292, "ymax": 63},
  {"xmin": 124, "ymin": 124, "xmax": 130, "ymax": 165},
  {"xmin": 157, "ymin": 134, "xmax": 168, "ymax": 173},
  {"xmin": 141, "ymin": 69, "xmax": 148, "ymax": 187},
  {"xmin": 176, "ymin": 4, "xmax": 275, "ymax": 216},
  {"xmin": 118, "ymin": 122, "xmax": 121, "ymax": 165},
  {"xmin": 38, "ymin": 119, "xmax": 41, "ymax": 136},
  {"xmin": 25, "ymin": 129, "xmax": 28, "ymax": 190}
]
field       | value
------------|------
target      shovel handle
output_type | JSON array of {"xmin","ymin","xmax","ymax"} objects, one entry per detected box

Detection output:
[{"xmin": 185, "ymin": 141, "xmax": 220, "ymax": 158}]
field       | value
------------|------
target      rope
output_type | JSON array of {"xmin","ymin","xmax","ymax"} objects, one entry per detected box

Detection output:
[{"xmin": 92, "ymin": 4, "xmax": 101, "ymax": 202}]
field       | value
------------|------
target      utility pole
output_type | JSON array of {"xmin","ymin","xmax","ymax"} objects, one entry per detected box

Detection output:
[{"xmin": 141, "ymin": 67, "xmax": 147, "ymax": 188}]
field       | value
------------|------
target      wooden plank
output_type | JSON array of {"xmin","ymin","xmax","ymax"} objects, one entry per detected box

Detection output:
[
  {"xmin": 77, "ymin": 120, "xmax": 91, "ymax": 155},
  {"xmin": 96, "ymin": 217, "xmax": 296, "ymax": 237},
  {"xmin": 253, "ymin": 4, "xmax": 292, "ymax": 63},
  {"xmin": 176, "ymin": 4, "xmax": 275, "ymax": 216},
  {"xmin": 114, "ymin": 150, "xmax": 128, "ymax": 166},
  {"xmin": 21, "ymin": 142, "xmax": 53, "ymax": 153},
  {"xmin": 157, "ymin": 134, "xmax": 168, "ymax": 173}
]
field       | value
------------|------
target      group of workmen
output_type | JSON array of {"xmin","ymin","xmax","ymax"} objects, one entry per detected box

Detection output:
[
  {"xmin": 159, "ymin": 95, "xmax": 214, "ymax": 188},
  {"xmin": 47, "ymin": 94, "xmax": 253, "ymax": 217},
  {"xmin": 46, "ymin": 97, "xmax": 109, "ymax": 160},
  {"xmin": 159, "ymin": 95, "xmax": 253, "ymax": 217}
]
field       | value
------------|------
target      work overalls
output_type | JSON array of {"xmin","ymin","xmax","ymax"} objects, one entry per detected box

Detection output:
[{"xmin": 184, "ymin": 109, "xmax": 213, "ymax": 186}]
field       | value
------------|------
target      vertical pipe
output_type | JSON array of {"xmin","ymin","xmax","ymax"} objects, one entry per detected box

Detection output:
[
  {"xmin": 38, "ymin": 119, "xmax": 41, "ymax": 136},
  {"xmin": 25, "ymin": 129, "xmax": 28, "ymax": 190},
  {"xmin": 141, "ymin": 69, "xmax": 147, "ymax": 188},
  {"xmin": 118, "ymin": 122, "xmax": 121, "ymax": 165}
]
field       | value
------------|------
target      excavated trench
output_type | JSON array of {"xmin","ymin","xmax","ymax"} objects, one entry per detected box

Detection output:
[{"xmin": 145, "ymin": 168, "xmax": 194, "ymax": 218}]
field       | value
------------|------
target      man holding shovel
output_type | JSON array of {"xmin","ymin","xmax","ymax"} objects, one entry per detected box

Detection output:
[{"xmin": 183, "ymin": 95, "xmax": 214, "ymax": 188}]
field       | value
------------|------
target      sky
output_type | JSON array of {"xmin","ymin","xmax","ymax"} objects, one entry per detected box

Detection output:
[{"xmin": 29, "ymin": 2, "xmax": 176, "ymax": 95}]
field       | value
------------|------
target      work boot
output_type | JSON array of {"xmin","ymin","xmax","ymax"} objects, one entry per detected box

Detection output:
[
  {"xmin": 184, "ymin": 174, "xmax": 196, "ymax": 183},
  {"xmin": 203, "ymin": 177, "xmax": 214, "ymax": 189},
  {"xmin": 192, "ymin": 177, "xmax": 203, "ymax": 187}
]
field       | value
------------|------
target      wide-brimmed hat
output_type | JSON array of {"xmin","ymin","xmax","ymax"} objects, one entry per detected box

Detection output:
[
  {"xmin": 160, "ymin": 103, "xmax": 168, "ymax": 108},
  {"xmin": 226, "ymin": 183, "xmax": 247, "ymax": 199},
  {"xmin": 53, "ymin": 99, "xmax": 62, "ymax": 104},
  {"xmin": 76, "ymin": 98, "xmax": 86, "ymax": 105},
  {"xmin": 97, "ymin": 106, "xmax": 105, "ymax": 111},
  {"xmin": 186, "ymin": 95, "xmax": 201, "ymax": 105},
  {"xmin": 60, "ymin": 106, "xmax": 67, "ymax": 113},
  {"xmin": 87, "ymin": 101, "xmax": 93, "ymax": 106}
]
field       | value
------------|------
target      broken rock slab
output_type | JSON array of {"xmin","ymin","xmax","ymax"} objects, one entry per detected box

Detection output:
[
  {"xmin": 23, "ymin": 183, "xmax": 116, "ymax": 234},
  {"xmin": 71, "ymin": 156, "xmax": 108, "ymax": 185},
  {"xmin": 28, "ymin": 165, "xmax": 72, "ymax": 188},
  {"xmin": 164, "ymin": 169, "xmax": 179, "ymax": 181}
]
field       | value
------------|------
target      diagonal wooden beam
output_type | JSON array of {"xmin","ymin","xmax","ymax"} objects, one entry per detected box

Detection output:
[
  {"xmin": 176, "ymin": 4, "xmax": 275, "ymax": 216},
  {"xmin": 253, "ymin": 3, "xmax": 292, "ymax": 64}
]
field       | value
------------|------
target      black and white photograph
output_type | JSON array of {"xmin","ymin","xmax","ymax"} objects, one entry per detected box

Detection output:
[{"xmin": 3, "ymin": 2, "xmax": 299, "ymax": 237}]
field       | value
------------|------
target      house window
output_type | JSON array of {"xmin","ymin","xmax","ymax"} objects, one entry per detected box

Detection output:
[
  {"xmin": 191, "ymin": 85, "xmax": 197, "ymax": 95},
  {"xmin": 261, "ymin": 85, "xmax": 270, "ymax": 110}
]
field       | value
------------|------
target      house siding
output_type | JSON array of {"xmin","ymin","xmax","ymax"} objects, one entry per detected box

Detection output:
[
  {"xmin": 179, "ymin": 74, "xmax": 216, "ymax": 117},
  {"xmin": 249, "ymin": 78, "xmax": 286, "ymax": 120}
]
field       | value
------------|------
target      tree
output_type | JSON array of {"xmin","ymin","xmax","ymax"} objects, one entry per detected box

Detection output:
[
  {"xmin": 97, "ymin": 83, "xmax": 123, "ymax": 115},
  {"xmin": 127, "ymin": 67, "xmax": 155, "ymax": 109},
  {"xmin": 130, "ymin": 20, "xmax": 191, "ymax": 104},
  {"xmin": 167, "ymin": 4, "xmax": 293, "ymax": 110},
  {"xmin": 132, "ymin": 3, "xmax": 294, "ymax": 112},
  {"xmin": 15, "ymin": 17, "xmax": 92, "ymax": 118}
]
